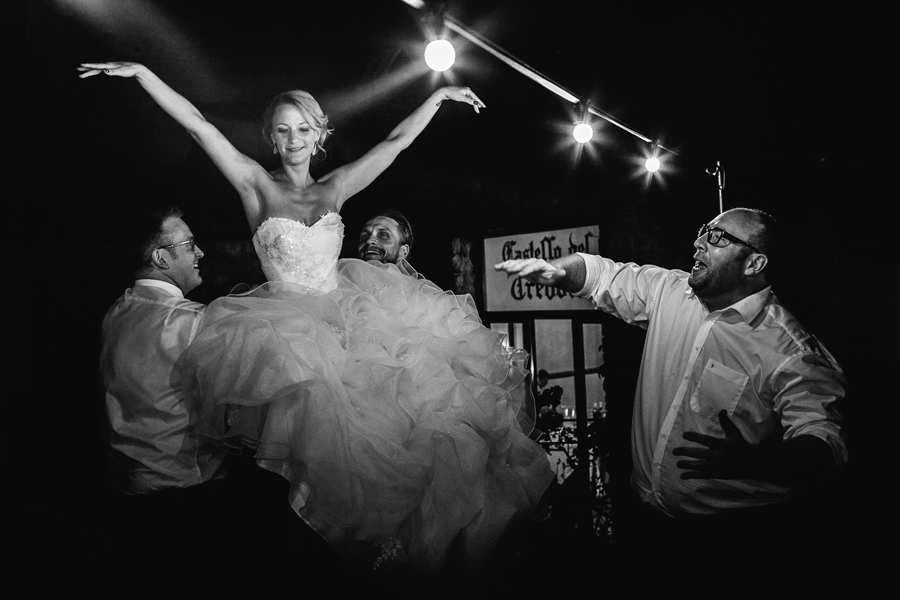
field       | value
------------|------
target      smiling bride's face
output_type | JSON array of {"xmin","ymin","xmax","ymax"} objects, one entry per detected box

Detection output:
[{"xmin": 271, "ymin": 104, "xmax": 321, "ymax": 163}]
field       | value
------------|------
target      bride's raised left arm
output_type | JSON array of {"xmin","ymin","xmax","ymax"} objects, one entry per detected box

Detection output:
[{"xmin": 321, "ymin": 86, "xmax": 484, "ymax": 211}]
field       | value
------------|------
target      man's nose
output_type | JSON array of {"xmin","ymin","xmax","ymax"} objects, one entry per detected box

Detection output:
[
  {"xmin": 693, "ymin": 235, "xmax": 706, "ymax": 250},
  {"xmin": 195, "ymin": 245, "xmax": 204, "ymax": 258}
]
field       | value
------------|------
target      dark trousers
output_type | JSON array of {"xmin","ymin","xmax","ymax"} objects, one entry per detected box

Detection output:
[{"xmin": 610, "ymin": 487, "xmax": 856, "ymax": 588}]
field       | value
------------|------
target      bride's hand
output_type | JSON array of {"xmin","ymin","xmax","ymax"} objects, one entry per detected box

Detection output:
[
  {"xmin": 77, "ymin": 62, "xmax": 145, "ymax": 79},
  {"xmin": 438, "ymin": 86, "xmax": 485, "ymax": 113}
]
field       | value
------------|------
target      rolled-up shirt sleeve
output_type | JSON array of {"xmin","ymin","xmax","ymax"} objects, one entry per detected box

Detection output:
[{"xmin": 772, "ymin": 350, "xmax": 849, "ymax": 469}]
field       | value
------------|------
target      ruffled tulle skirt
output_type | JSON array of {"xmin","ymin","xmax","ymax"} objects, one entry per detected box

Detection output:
[{"xmin": 180, "ymin": 258, "xmax": 553, "ymax": 576}]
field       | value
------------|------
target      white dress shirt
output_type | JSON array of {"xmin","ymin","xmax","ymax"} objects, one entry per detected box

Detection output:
[
  {"xmin": 100, "ymin": 281, "xmax": 226, "ymax": 494},
  {"xmin": 576, "ymin": 253, "xmax": 847, "ymax": 517}
]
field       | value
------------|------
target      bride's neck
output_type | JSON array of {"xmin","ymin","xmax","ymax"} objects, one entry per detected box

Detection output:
[{"xmin": 275, "ymin": 163, "xmax": 315, "ymax": 188}]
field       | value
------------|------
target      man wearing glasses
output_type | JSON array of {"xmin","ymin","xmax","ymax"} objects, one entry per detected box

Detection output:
[
  {"xmin": 494, "ymin": 207, "xmax": 847, "ymax": 550},
  {"xmin": 99, "ymin": 206, "xmax": 228, "ymax": 549}
]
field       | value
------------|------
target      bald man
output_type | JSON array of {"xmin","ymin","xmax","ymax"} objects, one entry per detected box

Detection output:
[{"xmin": 496, "ymin": 207, "xmax": 847, "ymax": 550}]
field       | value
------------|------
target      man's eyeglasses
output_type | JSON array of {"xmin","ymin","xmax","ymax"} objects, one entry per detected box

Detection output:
[
  {"xmin": 157, "ymin": 238, "xmax": 196, "ymax": 252},
  {"xmin": 697, "ymin": 224, "xmax": 760, "ymax": 253}
]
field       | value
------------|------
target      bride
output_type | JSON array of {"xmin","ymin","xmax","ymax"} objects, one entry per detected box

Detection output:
[{"xmin": 79, "ymin": 62, "xmax": 553, "ymax": 578}]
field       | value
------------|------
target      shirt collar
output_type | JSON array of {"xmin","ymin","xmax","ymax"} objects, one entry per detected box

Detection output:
[
  {"xmin": 728, "ymin": 286, "xmax": 772, "ymax": 324},
  {"xmin": 686, "ymin": 285, "xmax": 772, "ymax": 324},
  {"xmin": 134, "ymin": 278, "xmax": 184, "ymax": 298}
]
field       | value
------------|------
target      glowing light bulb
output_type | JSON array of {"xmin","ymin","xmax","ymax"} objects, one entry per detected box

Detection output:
[
  {"xmin": 573, "ymin": 122, "xmax": 593, "ymax": 143},
  {"xmin": 424, "ymin": 39, "xmax": 455, "ymax": 72},
  {"xmin": 645, "ymin": 156, "xmax": 661, "ymax": 172}
]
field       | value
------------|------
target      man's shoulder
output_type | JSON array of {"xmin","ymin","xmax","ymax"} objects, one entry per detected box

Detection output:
[
  {"xmin": 762, "ymin": 298, "xmax": 830, "ymax": 355},
  {"xmin": 586, "ymin": 254, "xmax": 687, "ymax": 281},
  {"xmin": 129, "ymin": 285, "xmax": 206, "ymax": 312},
  {"xmin": 622, "ymin": 260, "xmax": 692, "ymax": 296},
  {"xmin": 105, "ymin": 286, "xmax": 206, "ymax": 322}
]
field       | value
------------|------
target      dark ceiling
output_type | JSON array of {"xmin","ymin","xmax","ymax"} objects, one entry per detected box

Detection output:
[
  {"xmin": 30, "ymin": 0, "xmax": 857, "ymax": 236},
  {"xmin": 27, "ymin": 1, "xmax": 867, "ymax": 321}
]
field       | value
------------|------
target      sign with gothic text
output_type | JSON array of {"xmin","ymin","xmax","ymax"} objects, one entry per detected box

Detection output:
[{"xmin": 483, "ymin": 225, "xmax": 600, "ymax": 312}]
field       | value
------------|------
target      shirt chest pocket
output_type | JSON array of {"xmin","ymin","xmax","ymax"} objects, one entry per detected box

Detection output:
[{"xmin": 689, "ymin": 359, "xmax": 749, "ymax": 420}]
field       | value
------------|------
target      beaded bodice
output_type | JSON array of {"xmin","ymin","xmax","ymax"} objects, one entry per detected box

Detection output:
[{"xmin": 253, "ymin": 213, "xmax": 343, "ymax": 292}]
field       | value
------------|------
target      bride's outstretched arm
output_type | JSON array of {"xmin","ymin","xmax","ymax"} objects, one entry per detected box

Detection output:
[
  {"xmin": 79, "ymin": 62, "xmax": 266, "ymax": 224},
  {"xmin": 321, "ymin": 86, "xmax": 485, "ymax": 211}
]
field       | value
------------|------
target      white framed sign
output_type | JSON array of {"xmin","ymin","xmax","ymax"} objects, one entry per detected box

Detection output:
[{"xmin": 483, "ymin": 225, "xmax": 600, "ymax": 312}]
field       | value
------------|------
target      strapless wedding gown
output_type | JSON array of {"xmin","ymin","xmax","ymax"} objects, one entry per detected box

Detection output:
[{"xmin": 180, "ymin": 213, "xmax": 552, "ymax": 576}]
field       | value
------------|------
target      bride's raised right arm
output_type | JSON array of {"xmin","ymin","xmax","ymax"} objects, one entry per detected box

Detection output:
[{"xmin": 79, "ymin": 62, "xmax": 265, "ymax": 224}]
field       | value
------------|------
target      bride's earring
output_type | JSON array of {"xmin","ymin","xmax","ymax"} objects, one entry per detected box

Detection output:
[{"xmin": 272, "ymin": 144, "xmax": 278, "ymax": 155}]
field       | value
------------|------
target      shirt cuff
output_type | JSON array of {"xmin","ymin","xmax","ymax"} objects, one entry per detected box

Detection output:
[{"xmin": 574, "ymin": 252, "xmax": 600, "ymax": 297}]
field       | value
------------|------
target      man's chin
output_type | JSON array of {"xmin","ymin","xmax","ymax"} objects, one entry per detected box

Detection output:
[{"xmin": 687, "ymin": 274, "xmax": 703, "ymax": 292}]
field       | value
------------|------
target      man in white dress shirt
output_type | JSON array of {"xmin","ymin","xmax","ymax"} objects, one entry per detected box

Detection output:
[
  {"xmin": 98, "ymin": 207, "xmax": 231, "ymax": 567},
  {"xmin": 99, "ymin": 207, "xmax": 360, "ymax": 581},
  {"xmin": 100, "ymin": 206, "xmax": 226, "ymax": 495},
  {"xmin": 495, "ymin": 207, "xmax": 847, "ymax": 553}
]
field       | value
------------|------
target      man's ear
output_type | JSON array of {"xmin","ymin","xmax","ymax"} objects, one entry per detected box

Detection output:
[
  {"xmin": 744, "ymin": 253, "xmax": 768, "ymax": 277},
  {"xmin": 149, "ymin": 249, "xmax": 169, "ymax": 270},
  {"xmin": 398, "ymin": 244, "xmax": 410, "ymax": 261}
]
